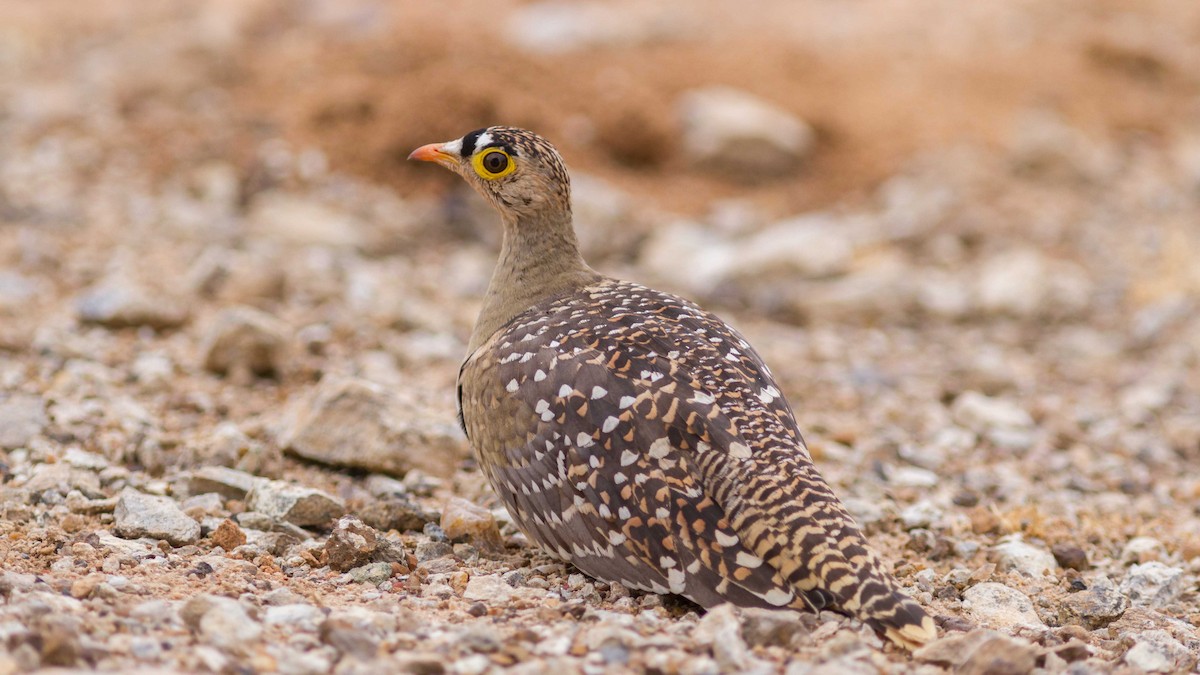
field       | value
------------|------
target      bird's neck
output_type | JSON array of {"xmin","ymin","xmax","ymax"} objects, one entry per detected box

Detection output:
[{"xmin": 469, "ymin": 209, "xmax": 601, "ymax": 352}]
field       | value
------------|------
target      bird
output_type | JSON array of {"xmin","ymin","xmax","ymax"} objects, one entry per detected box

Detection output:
[{"xmin": 409, "ymin": 126, "xmax": 937, "ymax": 650}]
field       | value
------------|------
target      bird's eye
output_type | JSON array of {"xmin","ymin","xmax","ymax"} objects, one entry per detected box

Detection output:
[
  {"xmin": 484, "ymin": 152, "xmax": 508, "ymax": 173},
  {"xmin": 473, "ymin": 148, "xmax": 515, "ymax": 179}
]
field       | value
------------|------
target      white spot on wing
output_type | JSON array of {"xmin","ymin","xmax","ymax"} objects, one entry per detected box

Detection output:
[
  {"xmin": 576, "ymin": 433, "xmax": 594, "ymax": 448},
  {"xmin": 534, "ymin": 369, "xmax": 546, "ymax": 381},
  {"xmin": 762, "ymin": 588, "xmax": 792, "ymax": 606},
  {"xmin": 506, "ymin": 379, "xmax": 519, "ymax": 392},
  {"xmin": 648, "ymin": 437, "xmax": 671, "ymax": 459},
  {"xmin": 590, "ymin": 386, "xmax": 607, "ymax": 399},
  {"xmin": 619, "ymin": 396, "xmax": 637, "ymax": 409},
  {"xmin": 729, "ymin": 442, "xmax": 752, "ymax": 459},
  {"xmin": 602, "ymin": 416, "xmax": 620, "ymax": 433},
  {"xmin": 667, "ymin": 568, "xmax": 686, "ymax": 593},
  {"xmin": 736, "ymin": 551, "xmax": 764, "ymax": 568},
  {"xmin": 558, "ymin": 384, "xmax": 572, "ymax": 397},
  {"xmin": 715, "ymin": 531, "xmax": 739, "ymax": 547},
  {"xmin": 691, "ymin": 391, "xmax": 714, "ymax": 405},
  {"xmin": 619, "ymin": 450, "xmax": 638, "ymax": 466},
  {"xmin": 758, "ymin": 385, "xmax": 781, "ymax": 403}
]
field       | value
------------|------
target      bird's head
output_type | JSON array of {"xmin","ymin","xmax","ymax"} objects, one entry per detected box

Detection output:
[{"xmin": 409, "ymin": 126, "xmax": 572, "ymax": 223}]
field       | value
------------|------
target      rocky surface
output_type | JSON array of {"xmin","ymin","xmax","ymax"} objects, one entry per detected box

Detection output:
[{"xmin": 0, "ymin": 0, "xmax": 1198, "ymax": 673}]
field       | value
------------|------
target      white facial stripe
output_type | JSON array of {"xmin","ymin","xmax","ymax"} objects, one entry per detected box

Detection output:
[
  {"xmin": 474, "ymin": 131, "xmax": 492, "ymax": 152},
  {"xmin": 441, "ymin": 138, "xmax": 463, "ymax": 155}
]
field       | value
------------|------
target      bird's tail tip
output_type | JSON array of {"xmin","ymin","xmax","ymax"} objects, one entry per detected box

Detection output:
[{"xmin": 880, "ymin": 613, "xmax": 938, "ymax": 651}]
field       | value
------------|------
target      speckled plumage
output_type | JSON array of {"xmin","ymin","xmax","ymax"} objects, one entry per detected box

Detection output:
[{"xmin": 412, "ymin": 127, "xmax": 937, "ymax": 649}]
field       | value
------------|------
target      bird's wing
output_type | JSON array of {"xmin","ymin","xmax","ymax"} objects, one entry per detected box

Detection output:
[
  {"xmin": 457, "ymin": 296, "xmax": 844, "ymax": 610},
  {"xmin": 460, "ymin": 330, "xmax": 812, "ymax": 608}
]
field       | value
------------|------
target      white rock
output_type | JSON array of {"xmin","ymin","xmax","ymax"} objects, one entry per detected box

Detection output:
[
  {"xmin": 840, "ymin": 498, "xmax": 886, "ymax": 529},
  {"xmin": 131, "ymin": 351, "xmax": 174, "ymax": 388},
  {"xmin": 0, "ymin": 393, "xmax": 47, "ymax": 450},
  {"xmin": 278, "ymin": 374, "xmax": 467, "ymax": 478},
  {"xmin": 94, "ymin": 530, "xmax": 155, "ymax": 557},
  {"xmin": 246, "ymin": 480, "xmax": 345, "ymax": 528},
  {"xmin": 113, "ymin": 489, "xmax": 201, "ymax": 546},
  {"xmin": 504, "ymin": 1, "xmax": 682, "ymax": 54},
  {"xmin": 463, "ymin": 573, "xmax": 549, "ymax": 604},
  {"xmin": 991, "ymin": 535, "xmax": 1057, "ymax": 577},
  {"xmin": 637, "ymin": 220, "xmax": 736, "ymax": 295},
  {"xmin": 678, "ymin": 86, "xmax": 815, "ymax": 178},
  {"xmin": 181, "ymin": 492, "xmax": 223, "ymax": 516},
  {"xmin": 76, "ymin": 276, "xmax": 188, "ymax": 329},
  {"xmin": 1120, "ymin": 562, "xmax": 1186, "ymax": 609},
  {"xmin": 1009, "ymin": 108, "xmax": 1118, "ymax": 182},
  {"xmin": 961, "ymin": 582, "xmax": 1045, "ymax": 630},
  {"xmin": 272, "ymin": 646, "xmax": 335, "ymax": 675},
  {"xmin": 951, "ymin": 391, "xmax": 1033, "ymax": 434},
  {"xmin": 64, "ymin": 448, "xmax": 108, "ymax": 472},
  {"xmin": 184, "ymin": 595, "xmax": 263, "ymax": 653},
  {"xmin": 264, "ymin": 604, "xmax": 326, "ymax": 632},
  {"xmin": 1119, "ymin": 382, "xmax": 1175, "ymax": 424},
  {"xmin": 915, "ymin": 269, "xmax": 973, "ymax": 319},
  {"xmin": 1123, "ymin": 629, "xmax": 1194, "ymax": 673},
  {"xmin": 451, "ymin": 654, "xmax": 492, "ymax": 675},
  {"xmin": 571, "ymin": 172, "xmax": 644, "ymax": 261},
  {"xmin": 914, "ymin": 629, "xmax": 1039, "ymax": 673},
  {"xmin": 888, "ymin": 466, "xmax": 940, "ymax": 489},
  {"xmin": 459, "ymin": 574, "xmax": 508, "ymax": 604},
  {"xmin": 726, "ymin": 214, "xmax": 854, "ymax": 281},
  {"xmin": 201, "ymin": 306, "xmax": 289, "ymax": 379},
  {"xmin": 248, "ymin": 192, "xmax": 365, "ymax": 248},
  {"xmin": 0, "ymin": 271, "xmax": 44, "ymax": 311},
  {"xmin": 188, "ymin": 465, "xmax": 260, "ymax": 501},
  {"xmin": 785, "ymin": 251, "xmax": 917, "ymax": 322},
  {"xmin": 899, "ymin": 500, "xmax": 942, "ymax": 530},
  {"xmin": 973, "ymin": 248, "xmax": 1092, "ymax": 318},
  {"xmin": 693, "ymin": 604, "xmax": 750, "ymax": 672},
  {"xmin": 1121, "ymin": 536, "xmax": 1166, "ymax": 565},
  {"xmin": 1058, "ymin": 575, "xmax": 1129, "ymax": 629}
]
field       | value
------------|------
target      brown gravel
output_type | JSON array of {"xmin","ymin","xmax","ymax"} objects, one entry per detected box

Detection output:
[{"xmin": 1, "ymin": 0, "xmax": 1199, "ymax": 673}]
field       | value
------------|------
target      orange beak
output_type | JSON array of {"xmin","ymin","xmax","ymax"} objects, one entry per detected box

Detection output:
[{"xmin": 407, "ymin": 142, "xmax": 459, "ymax": 169}]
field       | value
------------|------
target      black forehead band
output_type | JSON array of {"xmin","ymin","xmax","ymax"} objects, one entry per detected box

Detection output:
[
  {"xmin": 461, "ymin": 128, "xmax": 520, "ymax": 158},
  {"xmin": 461, "ymin": 128, "xmax": 487, "ymax": 156}
]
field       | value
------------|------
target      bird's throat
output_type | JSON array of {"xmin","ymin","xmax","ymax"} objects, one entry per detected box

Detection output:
[{"xmin": 468, "ymin": 210, "xmax": 601, "ymax": 353}]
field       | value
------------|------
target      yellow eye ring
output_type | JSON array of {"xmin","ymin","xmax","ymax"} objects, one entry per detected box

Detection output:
[{"xmin": 472, "ymin": 148, "xmax": 515, "ymax": 180}]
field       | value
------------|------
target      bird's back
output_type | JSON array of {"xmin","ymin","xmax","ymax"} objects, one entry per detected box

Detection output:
[{"xmin": 458, "ymin": 278, "xmax": 936, "ymax": 649}]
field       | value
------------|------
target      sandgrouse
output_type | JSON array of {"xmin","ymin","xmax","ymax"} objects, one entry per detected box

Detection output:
[{"xmin": 409, "ymin": 127, "xmax": 937, "ymax": 649}]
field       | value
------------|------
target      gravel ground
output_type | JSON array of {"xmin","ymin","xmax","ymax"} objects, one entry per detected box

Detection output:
[{"xmin": 1, "ymin": 1, "xmax": 1199, "ymax": 673}]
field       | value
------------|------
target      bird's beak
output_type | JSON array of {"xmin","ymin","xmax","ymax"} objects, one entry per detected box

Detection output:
[{"xmin": 407, "ymin": 142, "xmax": 459, "ymax": 169}]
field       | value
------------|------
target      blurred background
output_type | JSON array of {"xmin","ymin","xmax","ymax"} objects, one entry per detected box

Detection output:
[{"xmin": 1, "ymin": 0, "xmax": 1200, "ymax": 669}]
